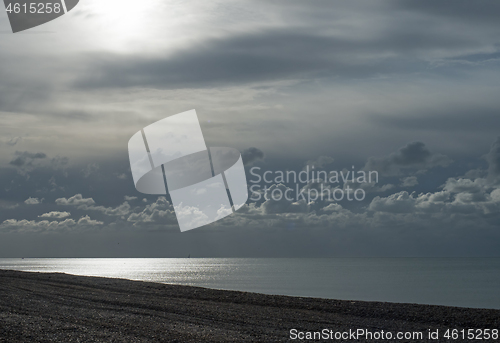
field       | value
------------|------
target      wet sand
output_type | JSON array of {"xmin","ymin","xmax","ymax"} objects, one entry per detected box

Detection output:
[{"xmin": 0, "ymin": 269, "xmax": 499, "ymax": 342}]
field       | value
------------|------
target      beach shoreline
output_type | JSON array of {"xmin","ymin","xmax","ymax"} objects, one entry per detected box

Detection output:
[{"xmin": 1, "ymin": 269, "xmax": 499, "ymax": 342}]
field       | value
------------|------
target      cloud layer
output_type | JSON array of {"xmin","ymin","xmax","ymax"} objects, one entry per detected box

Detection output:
[{"xmin": 1, "ymin": 0, "xmax": 500, "ymax": 256}]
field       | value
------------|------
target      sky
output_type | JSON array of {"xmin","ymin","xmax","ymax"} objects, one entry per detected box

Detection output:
[{"xmin": 1, "ymin": 0, "xmax": 500, "ymax": 257}]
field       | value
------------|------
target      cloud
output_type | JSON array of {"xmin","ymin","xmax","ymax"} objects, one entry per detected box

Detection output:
[
  {"xmin": 394, "ymin": 0, "xmax": 500, "ymax": 24},
  {"xmin": 73, "ymin": 5, "xmax": 500, "ymax": 90},
  {"xmin": 127, "ymin": 197, "xmax": 177, "ymax": 225},
  {"xmin": 369, "ymin": 176, "xmax": 500, "ymax": 216},
  {"xmin": 76, "ymin": 215, "xmax": 104, "ymax": 226},
  {"xmin": 370, "ymin": 107, "xmax": 500, "ymax": 136},
  {"xmin": 39, "ymin": 211, "xmax": 71, "ymax": 219},
  {"xmin": 4, "ymin": 137, "xmax": 21, "ymax": 146},
  {"xmin": 50, "ymin": 156, "xmax": 69, "ymax": 169},
  {"xmin": 304, "ymin": 156, "xmax": 334, "ymax": 169},
  {"xmin": 241, "ymin": 147, "xmax": 264, "ymax": 166},
  {"xmin": 82, "ymin": 163, "xmax": 99, "ymax": 178},
  {"xmin": 117, "ymin": 173, "xmax": 128, "ymax": 180},
  {"xmin": 84, "ymin": 202, "xmax": 131, "ymax": 216},
  {"xmin": 55, "ymin": 194, "xmax": 130, "ymax": 216},
  {"xmin": 0, "ymin": 216, "xmax": 103, "ymax": 233},
  {"xmin": 9, "ymin": 151, "xmax": 47, "ymax": 167},
  {"xmin": 1, "ymin": 1, "xmax": 500, "ymax": 256},
  {"xmin": 400, "ymin": 176, "xmax": 419, "ymax": 187},
  {"xmin": 124, "ymin": 196, "xmax": 138, "ymax": 201},
  {"xmin": 6, "ymin": 151, "xmax": 68, "ymax": 177},
  {"xmin": 259, "ymin": 184, "xmax": 309, "ymax": 214},
  {"xmin": 321, "ymin": 203, "xmax": 343, "ymax": 212},
  {"xmin": 442, "ymin": 178, "xmax": 488, "ymax": 195},
  {"xmin": 55, "ymin": 194, "xmax": 96, "ymax": 206},
  {"xmin": 486, "ymin": 136, "xmax": 500, "ymax": 182},
  {"xmin": 358, "ymin": 182, "xmax": 395, "ymax": 193},
  {"xmin": 364, "ymin": 142, "xmax": 452, "ymax": 176},
  {"xmin": 24, "ymin": 197, "xmax": 41, "ymax": 205},
  {"xmin": 369, "ymin": 191, "xmax": 418, "ymax": 213}
]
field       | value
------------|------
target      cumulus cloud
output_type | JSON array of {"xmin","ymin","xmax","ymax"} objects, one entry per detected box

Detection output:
[
  {"xmin": 85, "ymin": 202, "xmax": 131, "ymax": 216},
  {"xmin": 364, "ymin": 142, "xmax": 452, "ymax": 176},
  {"xmin": 76, "ymin": 215, "xmax": 104, "ymax": 226},
  {"xmin": 369, "ymin": 191, "xmax": 417, "ymax": 213},
  {"xmin": 39, "ymin": 211, "xmax": 71, "ymax": 219},
  {"xmin": 127, "ymin": 197, "xmax": 177, "ymax": 225},
  {"xmin": 0, "ymin": 216, "xmax": 102, "ymax": 233},
  {"xmin": 368, "ymin": 139, "xmax": 500, "ymax": 218},
  {"xmin": 55, "ymin": 194, "xmax": 130, "ymax": 216},
  {"xmin": 116, "ymin": 136, "xmax": 500, "ymax": 235},
  {"xmin": 442, "ymin": 178, "xmax": 488, "ymax": 195},
  {"xmin": 24, "ymin": 197, "xmax": 41, "ymax": 205},
  {"xmin": 56, "ymin": 194, "xmax": 96, "ymax": 206},
  {"xmin": 369, "ymin": 177, "xmax": 500, "ymax": 216},
  {"xmin": 174, "ymin": 204, "xmax": 211, "ymax": 230},
  {"xmin": 321, "ymin": 203, "xmax": 343, "ymax": 212}
]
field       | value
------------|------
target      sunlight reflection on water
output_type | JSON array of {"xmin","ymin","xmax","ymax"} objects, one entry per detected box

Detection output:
[{"xmin": 1, "ymin": 258, "xmax": 499, "ymax": 309}]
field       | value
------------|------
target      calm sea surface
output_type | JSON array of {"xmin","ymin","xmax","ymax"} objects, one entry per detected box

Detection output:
[{"xmin": 1, "ymin": 258, "xmax": 499, "ymax": 309}]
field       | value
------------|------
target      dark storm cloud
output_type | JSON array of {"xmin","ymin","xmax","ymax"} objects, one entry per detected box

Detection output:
[
  {"xmin": 241, "ymin": 147, "xmax": 264, "ymax": 166},
  {"xmin": 364, "ymin": 142, "xmax": 451, "ymax": 176},
  {"xmin": 370, "ymin": 107, "xmax": 500, "ymax": 134},
  {"xmin": 74, "ymin": 32, "xmax": 361, "ymax": 88},
  {"xmin": 9, "ymin": 151, "xmax": 47, "ymax": 167},
  {"xmin": 73, "ymin": 22, "xmax": 493, "ymax": 90},
  {"xmin": 393, "ymin": 0, "xmax": 500, "ymax": 23},
  {"xmin": 69, "ymin": 0, "xmax": 500, "ymax": 90}
]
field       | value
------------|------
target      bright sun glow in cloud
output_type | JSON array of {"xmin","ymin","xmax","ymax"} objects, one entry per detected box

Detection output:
[
  {"xmin": 84, "ymin": 0, "xmax": 160, "ymax": 47},
  {"xmin": 62, "ymin": 0, "xmax": 255, "ymax": 53}
]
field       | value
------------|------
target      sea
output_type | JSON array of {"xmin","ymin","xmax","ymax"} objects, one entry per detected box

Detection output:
[{"xmin": 1, "ymin": 258, "xmax": 499, "ymax": 309}]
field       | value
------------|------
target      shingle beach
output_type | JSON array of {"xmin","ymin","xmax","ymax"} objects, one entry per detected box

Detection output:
[{"xmin": 1, "ymin": 270, "xmax": 499, "ymax": 342}]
